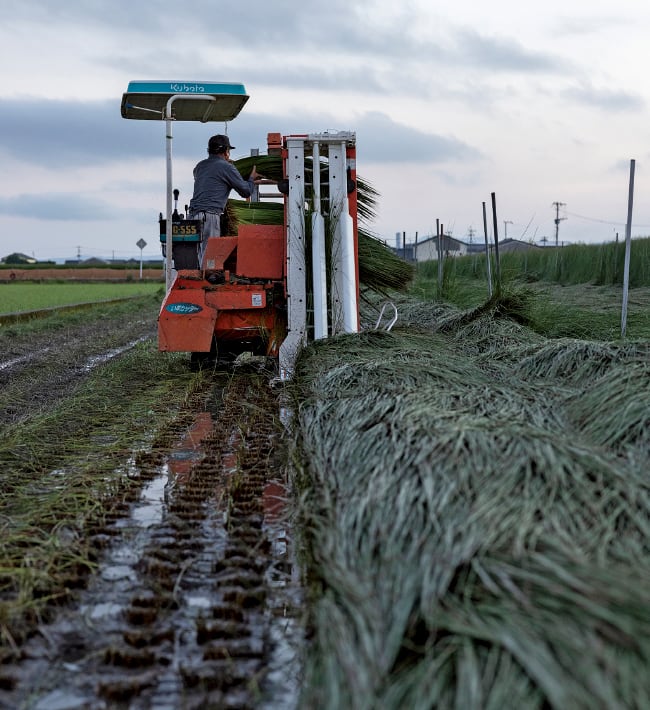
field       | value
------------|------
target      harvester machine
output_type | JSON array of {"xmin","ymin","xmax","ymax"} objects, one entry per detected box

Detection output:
[{"xmin": 121, "ymin": 80, "xmax": 360, "ymax": 380}]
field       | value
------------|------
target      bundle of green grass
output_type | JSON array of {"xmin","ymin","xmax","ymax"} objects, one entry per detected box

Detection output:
[
  {"xmin": 292, "ymin": 302, "xmax": 650, "ymax": 709},
  {"xmin": 229, "ymin": 154, "xmax": 413, "ymax": 294}
]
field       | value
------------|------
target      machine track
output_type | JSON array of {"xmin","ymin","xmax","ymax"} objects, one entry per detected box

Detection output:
[{"xmin": 0, "ymin": 370, "xmax": 301, "ymax": 710}]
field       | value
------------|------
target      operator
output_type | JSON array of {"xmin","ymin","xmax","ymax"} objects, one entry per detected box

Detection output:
[{"xmin": 188, "ymin": 134, "xmax": 260, "ymax": 264}]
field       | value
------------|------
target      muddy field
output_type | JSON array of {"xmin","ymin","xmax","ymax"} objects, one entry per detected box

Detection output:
[
  {"xmin": 3, "ymin": 282, "xmax": 649, "ymax": 709},
  {"xmin": 0, "ymin": 297, "xmax": 301, "ymax": 709}
]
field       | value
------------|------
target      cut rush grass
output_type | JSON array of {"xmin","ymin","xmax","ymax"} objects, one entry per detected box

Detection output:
[
  {"xmin": 291, "ymin": 296, "xmax": 650, "ymax": 709},
  {"xmin": 0, "ymin": 339, "xmax": 208, "ymax": 653}
]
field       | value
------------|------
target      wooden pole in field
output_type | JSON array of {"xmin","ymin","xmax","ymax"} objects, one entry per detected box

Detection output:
[
  {"xmin": 482, "ymin": 201, "xmax": 493, "ymax": 298},
  {"xmin": 436, "ymin": 219, "xmax": 443, "ymax": 291},
  {"xmin": 491, "ymin": 193, "xmax": 501, "ymax": 292},
  {"xmin": 438, "ymin": 222, "xmax": 444, "ymax": 292},
  {"xmin": 621, "ymin": 159, "xmax": 635, "ymax": 337}
]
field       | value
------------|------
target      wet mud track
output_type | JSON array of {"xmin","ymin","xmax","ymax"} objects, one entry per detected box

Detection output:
[{"xmin": 0, "ymin": 370, "xmax": 302, "ymax": 710}]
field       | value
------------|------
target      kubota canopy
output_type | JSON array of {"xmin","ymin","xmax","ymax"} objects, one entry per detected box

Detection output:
[{"xmin": 121, "ymin": 80, "xmax": 249, "ymax": 122}]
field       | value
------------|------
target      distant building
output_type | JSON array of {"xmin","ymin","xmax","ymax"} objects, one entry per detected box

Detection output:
[
  {"xmin": 391, "ymin": 234, "xmax": 542, "ymax": 263},
  {"xmin": 1, "ymin": 252, "xmax": 37, "ymax": 264},
  {"xmin": 414, "ymin": 234, "xmax": 468, "ymax": 262}
]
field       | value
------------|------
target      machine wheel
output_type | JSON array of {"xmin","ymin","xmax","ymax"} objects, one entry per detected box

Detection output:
[
  {"xmin": 189, "ymin": 351, "xmax": 214, "ymax": 371},
  {"xmin": 189, "ymin": 339, "xmax": 238, "ymax": 371}
]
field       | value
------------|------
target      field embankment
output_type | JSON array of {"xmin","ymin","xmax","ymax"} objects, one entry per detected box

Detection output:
[{"xmin": 0, "ymin": 267, "xmax": 163, "ymax": 282}]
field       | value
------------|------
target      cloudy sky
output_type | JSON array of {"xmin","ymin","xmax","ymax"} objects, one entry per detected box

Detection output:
[{"xmin": 1, "ymin": 0, "xmax": 649, "ymax": 261}]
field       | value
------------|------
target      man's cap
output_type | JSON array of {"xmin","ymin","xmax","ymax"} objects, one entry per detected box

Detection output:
[{"xmin": 208, "ymin": 134, "xmax": 235, "ymax": 152}]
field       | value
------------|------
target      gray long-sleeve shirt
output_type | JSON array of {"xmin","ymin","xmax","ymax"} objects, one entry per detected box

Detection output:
[{"xmin": 188, "ymin": 154, "xmax": 254, "ymax": 214}]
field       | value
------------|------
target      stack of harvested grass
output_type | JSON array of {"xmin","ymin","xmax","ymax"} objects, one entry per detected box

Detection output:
[
  {"xmin": 292, "ymin": 299, "xmax": 650, "ymax": 709},
  {"xmin": 230, "ymin": 154, "xmax": 413, "ymax": 294},
  {"xmin": 233, "ymin": 154, "xmax": 285, "ymax": 182},
  {"xmin": 233, "ymin": 154, "xmax": 380, "ymax": 224},
  {"xmin": 358, "ymin": 228, "xmax": 414, "ymax": 294},
  {"xmin": 225, "ymin": 199, "xmax": 282, "ymax": 232}
]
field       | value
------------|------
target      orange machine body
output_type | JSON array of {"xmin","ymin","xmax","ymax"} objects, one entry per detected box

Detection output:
[{"xmin": 158, "ymin": 223, "xmax": 287, "ymax": 357}]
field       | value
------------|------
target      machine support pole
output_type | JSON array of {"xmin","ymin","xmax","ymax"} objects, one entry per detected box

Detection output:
[
  {"xmin": 339, "ymin": 140, "xmax": 357, "ymax": 333},
  {"xmin": 163, "ymin": 95, "xmax": 217, "ymax": 291},
  {"xmin": 279, "ymin": 138, "xmax": 308, "ymax": 380},
  {"xmin": 311, "ymin": 141, "xmax": 328, "ymax": 339},
  {"xmin": 328, "ymin": 139, "xmax": 358, "ymax": 334},
  {"xmin": 165, "ymin": 115, "xmax": 173, "ymax": 291}
]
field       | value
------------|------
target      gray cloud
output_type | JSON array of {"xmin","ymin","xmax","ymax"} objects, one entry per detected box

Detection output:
[
  {"xmin": 353, "ymin": 111, "xmax": 481, "ymax": 163},
  {"xmin": 0, "ymin": 193, "xmax": 116, "ymax": 221},
  {"xmin": 552, "ymin": 15, "xmax": 630, "ymax": 38},
  {"xmin": 6, "ymin": 0, "xmax": 569, "ymax": 85},
  {"xmin": 0, "ymin": 98, "xmax": 160, "ymax": 166},
  {"xmin": 562, "ymin": 83, "xmax": 645, "ymax": 112},
  {"xmin": 6, "ymin": 0, "xmax": 360, "ymax": 49},
  {"xmin": 0, "ymin": 97, "xmax": 480, "ymax": 169},
  {"xmin": 229, "ymin": 111, "xmax": 481, "ymax": 165},
  {"xmin": 454, "ymin": 29, "xmax": 567, "ymax": 73}
]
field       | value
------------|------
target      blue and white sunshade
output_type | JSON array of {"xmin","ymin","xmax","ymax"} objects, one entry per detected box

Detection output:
[{"xmin": 121, "ymin": 80, "xmax": 249, "ymax": 288}]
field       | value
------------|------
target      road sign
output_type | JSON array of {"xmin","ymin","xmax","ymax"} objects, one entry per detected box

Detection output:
[{"xmin": 136, "ymin": 238, "xmax": 147, "ymax": 250}]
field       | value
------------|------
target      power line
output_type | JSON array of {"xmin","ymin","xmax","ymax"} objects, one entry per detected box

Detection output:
[{"xmin": 565, "ymin": 210, "xmax": 650, "ymax": 229}]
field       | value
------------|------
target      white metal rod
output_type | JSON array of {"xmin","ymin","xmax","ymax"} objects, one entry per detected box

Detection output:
[
  {"xmin": 165, "ymin": 117, "xmax": 173, "ymax": 290},
  {"xmin": 340, "ymin": 209, "xmax": 357, "ymax": 332},
  {"xmin": 339, "ymin": 141, "xmax": 357, "ymax": 333},
  {"xmin": 311, "ymin": 141, "xmax": 328, "ymax": 339},
  {"xmin": 279, "ymin": 138, "xmax": 308, "ymax": 380},
  {"xmin": 163, "ymin": 94, "xmax": 217, "ymax": 291}
]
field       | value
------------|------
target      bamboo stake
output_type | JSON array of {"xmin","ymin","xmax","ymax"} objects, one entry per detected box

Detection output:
[
  {"xmin": 482, "ymin": 201, "xmax": 493, "ymax": 298},
  {"xmin": 621, "ymin": 159, "xmax": 635, "ymax": 338},
  {"xmin": 437, "ymin": 220, "xmax": 443, "ymax": 293},
  {"xmin": 491, "ymin": 193, "xmax": 502, "ymax": 292}
]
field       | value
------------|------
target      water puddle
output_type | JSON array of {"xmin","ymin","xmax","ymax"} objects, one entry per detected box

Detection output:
[
  {"xmin": 261, "ymin": 477, "xmax": 303, "ymax": 710},
  {"xmin": 130, "ymin": 469, "xmax": 169, "ymax": 528},
  {"xmin": 0, "ymin": 347, "xmax": 51, "ymax": 371},
  {"xmin": 0, "ymin": 378, "xmax": 305, "ymax": 709}
]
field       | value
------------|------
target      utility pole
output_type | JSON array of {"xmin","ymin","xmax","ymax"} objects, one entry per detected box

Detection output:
[
  {"xmin": 503, "ymin": 220, "xmax": 513, "ymax": 240},
  {"xmin": 553, "ymin": 202, "xmax": 566, "ymax": 246},
  {"xmin": 467, "ymin": 226, "xmax": 475, "ymax": 245}
]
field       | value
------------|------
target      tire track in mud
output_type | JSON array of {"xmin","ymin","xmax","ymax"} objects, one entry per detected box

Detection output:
[
  {"xmin": 0, "ymin": 369, "xmax": 302, "ymax": 710},
  {"xmin": 0, "ymin": 305, "xmax": 158, "ymax": 426}
]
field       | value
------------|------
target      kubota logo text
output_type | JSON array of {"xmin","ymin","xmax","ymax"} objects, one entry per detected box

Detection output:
[
  {"xmin": 166, "ymin": 303, "xmax": 203, "ymax": 314},
  {"xmin": 169, "ymin": 83, "xmax": 205, "ymax": 93}
]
